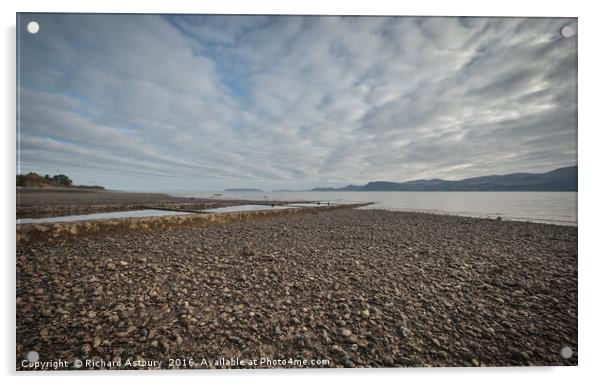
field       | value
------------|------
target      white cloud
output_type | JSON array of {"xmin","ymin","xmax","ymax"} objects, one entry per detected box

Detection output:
[{"xmin": 17, "ymin": 15, "xmax": 577, "ymax": 190}]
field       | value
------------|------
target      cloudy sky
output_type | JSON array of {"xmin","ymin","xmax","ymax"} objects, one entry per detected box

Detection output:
[{"xmin": 17, "ymin": 14, "xmax": 577, "ymax": 191}]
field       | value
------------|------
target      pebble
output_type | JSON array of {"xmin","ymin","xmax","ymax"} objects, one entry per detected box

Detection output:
[
  {"xmin": 399, "ymin": 357, "xmax": 413, "ymax": 366},
  {"xmin": 16, "ymin": 205, "xmax": 577, "ymax": 369},
  {"xmin": 399, "ymin": 327, "xmax": 411, "ymax": 338}
]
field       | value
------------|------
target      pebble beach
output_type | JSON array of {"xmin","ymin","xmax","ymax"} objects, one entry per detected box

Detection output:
[{"xmin": 16, "ymin": 195, "xmax": 578, "ymax": 369}]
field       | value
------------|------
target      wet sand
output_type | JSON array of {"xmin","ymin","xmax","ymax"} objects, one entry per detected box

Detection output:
[{"xmin": 16, "ymin": 200, "xmax": 577, "ymax": 368}]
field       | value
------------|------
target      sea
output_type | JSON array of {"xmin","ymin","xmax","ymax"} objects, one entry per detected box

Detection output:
[{"xmin": 171, "ymin": 191, "xmax": 577, "ymax": 226}]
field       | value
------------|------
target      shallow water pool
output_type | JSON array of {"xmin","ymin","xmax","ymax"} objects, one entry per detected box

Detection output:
[
  {"xmin": 201, "ymin": 204, "xmax": 293, "ymax": 213},
  {"xmin": 286, "ymin": 202, "xmax": 334, "ymax": 207},
  {"xmin": 17, "ymin": 209, "xmax": 192, "ymax": 224}
]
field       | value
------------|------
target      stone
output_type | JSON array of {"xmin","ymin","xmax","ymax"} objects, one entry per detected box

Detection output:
[
  {"xmin": 399, "ymin": 357, "xmax": 413, "ymax": 366},
  {"xmin": 341, "ymin": 328, "xmax": 352, "ymax": 337},
  {"xmin": 520, "ymin": 352, "xmax": 530, "ymax": 360},
  {"xmin": 399, "ymin": 327, "xmax": 411, "ymax": 338}
]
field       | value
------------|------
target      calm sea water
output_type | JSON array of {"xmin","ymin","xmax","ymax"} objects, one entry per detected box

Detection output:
[{"xmin": 173, "ymin": 191, "xmax": 577, "ymax": 226}]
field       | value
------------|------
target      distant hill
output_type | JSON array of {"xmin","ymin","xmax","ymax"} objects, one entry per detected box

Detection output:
[
  {"xmin": 312, "ymin": 166, "xmax": 577, "ymax": 192},
  {"xmin": 16, "ymin": 172, "xmax": 105, "ymax": 190},
  {"xmin": 224, "ymin": 188, "xmax": 263, "ymax": 192}
]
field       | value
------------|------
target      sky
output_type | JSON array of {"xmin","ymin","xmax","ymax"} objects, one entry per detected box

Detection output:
[{"xmin": 17, "ymin": 14, "xmax": 577, "ymax": 191}]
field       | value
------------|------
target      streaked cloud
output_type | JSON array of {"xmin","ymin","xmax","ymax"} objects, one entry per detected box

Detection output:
[{"xmin": 17, "ymin": 15, "xmax": 577, "ymax": 190}]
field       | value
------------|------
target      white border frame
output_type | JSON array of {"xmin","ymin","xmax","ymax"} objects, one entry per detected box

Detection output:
[{"xmin": 3, "ymin": 1, "xmax": 599, "ymax": 384}]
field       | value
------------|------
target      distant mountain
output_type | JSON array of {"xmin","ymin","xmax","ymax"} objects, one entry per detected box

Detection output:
[
  {"xmin": 312, "ymin": 166, "xmax": 577, "ymax": 192},
  {"xmin": 224, "ymin": 188, "xmax": 263, "ymax": 192}
]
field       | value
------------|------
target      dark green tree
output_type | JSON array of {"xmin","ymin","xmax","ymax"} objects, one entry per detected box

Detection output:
[{"xmin": 51, "ymin": 174, "xmax": 73, "ymax": 186}]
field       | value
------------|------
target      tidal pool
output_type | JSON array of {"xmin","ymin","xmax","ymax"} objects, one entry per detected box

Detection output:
[{"xmin": 17, "ymin": 209, "xmax": 192, "ymax": 224}]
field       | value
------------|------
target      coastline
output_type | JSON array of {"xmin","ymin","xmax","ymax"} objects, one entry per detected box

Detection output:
[
  {"xmin": 16, "ymin": 190, "xmax": 578, "ymax": 368},
  {"xmin": 172, "ymin": 190, "xmax": 578, "ymax": 226},
  {"xmin": 358, "ymin": 207, "xmax": 577, "ymax": 227},
  {"xmin": 16, "ymin": 189, "xmax": 305, "ymax": 219}
]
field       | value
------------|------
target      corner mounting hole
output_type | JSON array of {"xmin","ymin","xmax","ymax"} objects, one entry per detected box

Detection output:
[
  {"xmin": 560, "ymin": 25, "xmax": 575, "ymax": 38},
  {"xmin": 26, "ymin": 350, "xmax": 39, "ymax": 362},
  {"xmin": 27, "ymin": 21, "xmax": 39, "ymax": 34},
  {"xmin": 560, "ymin": 346, "xmax": 573, "ymax": 359}
]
